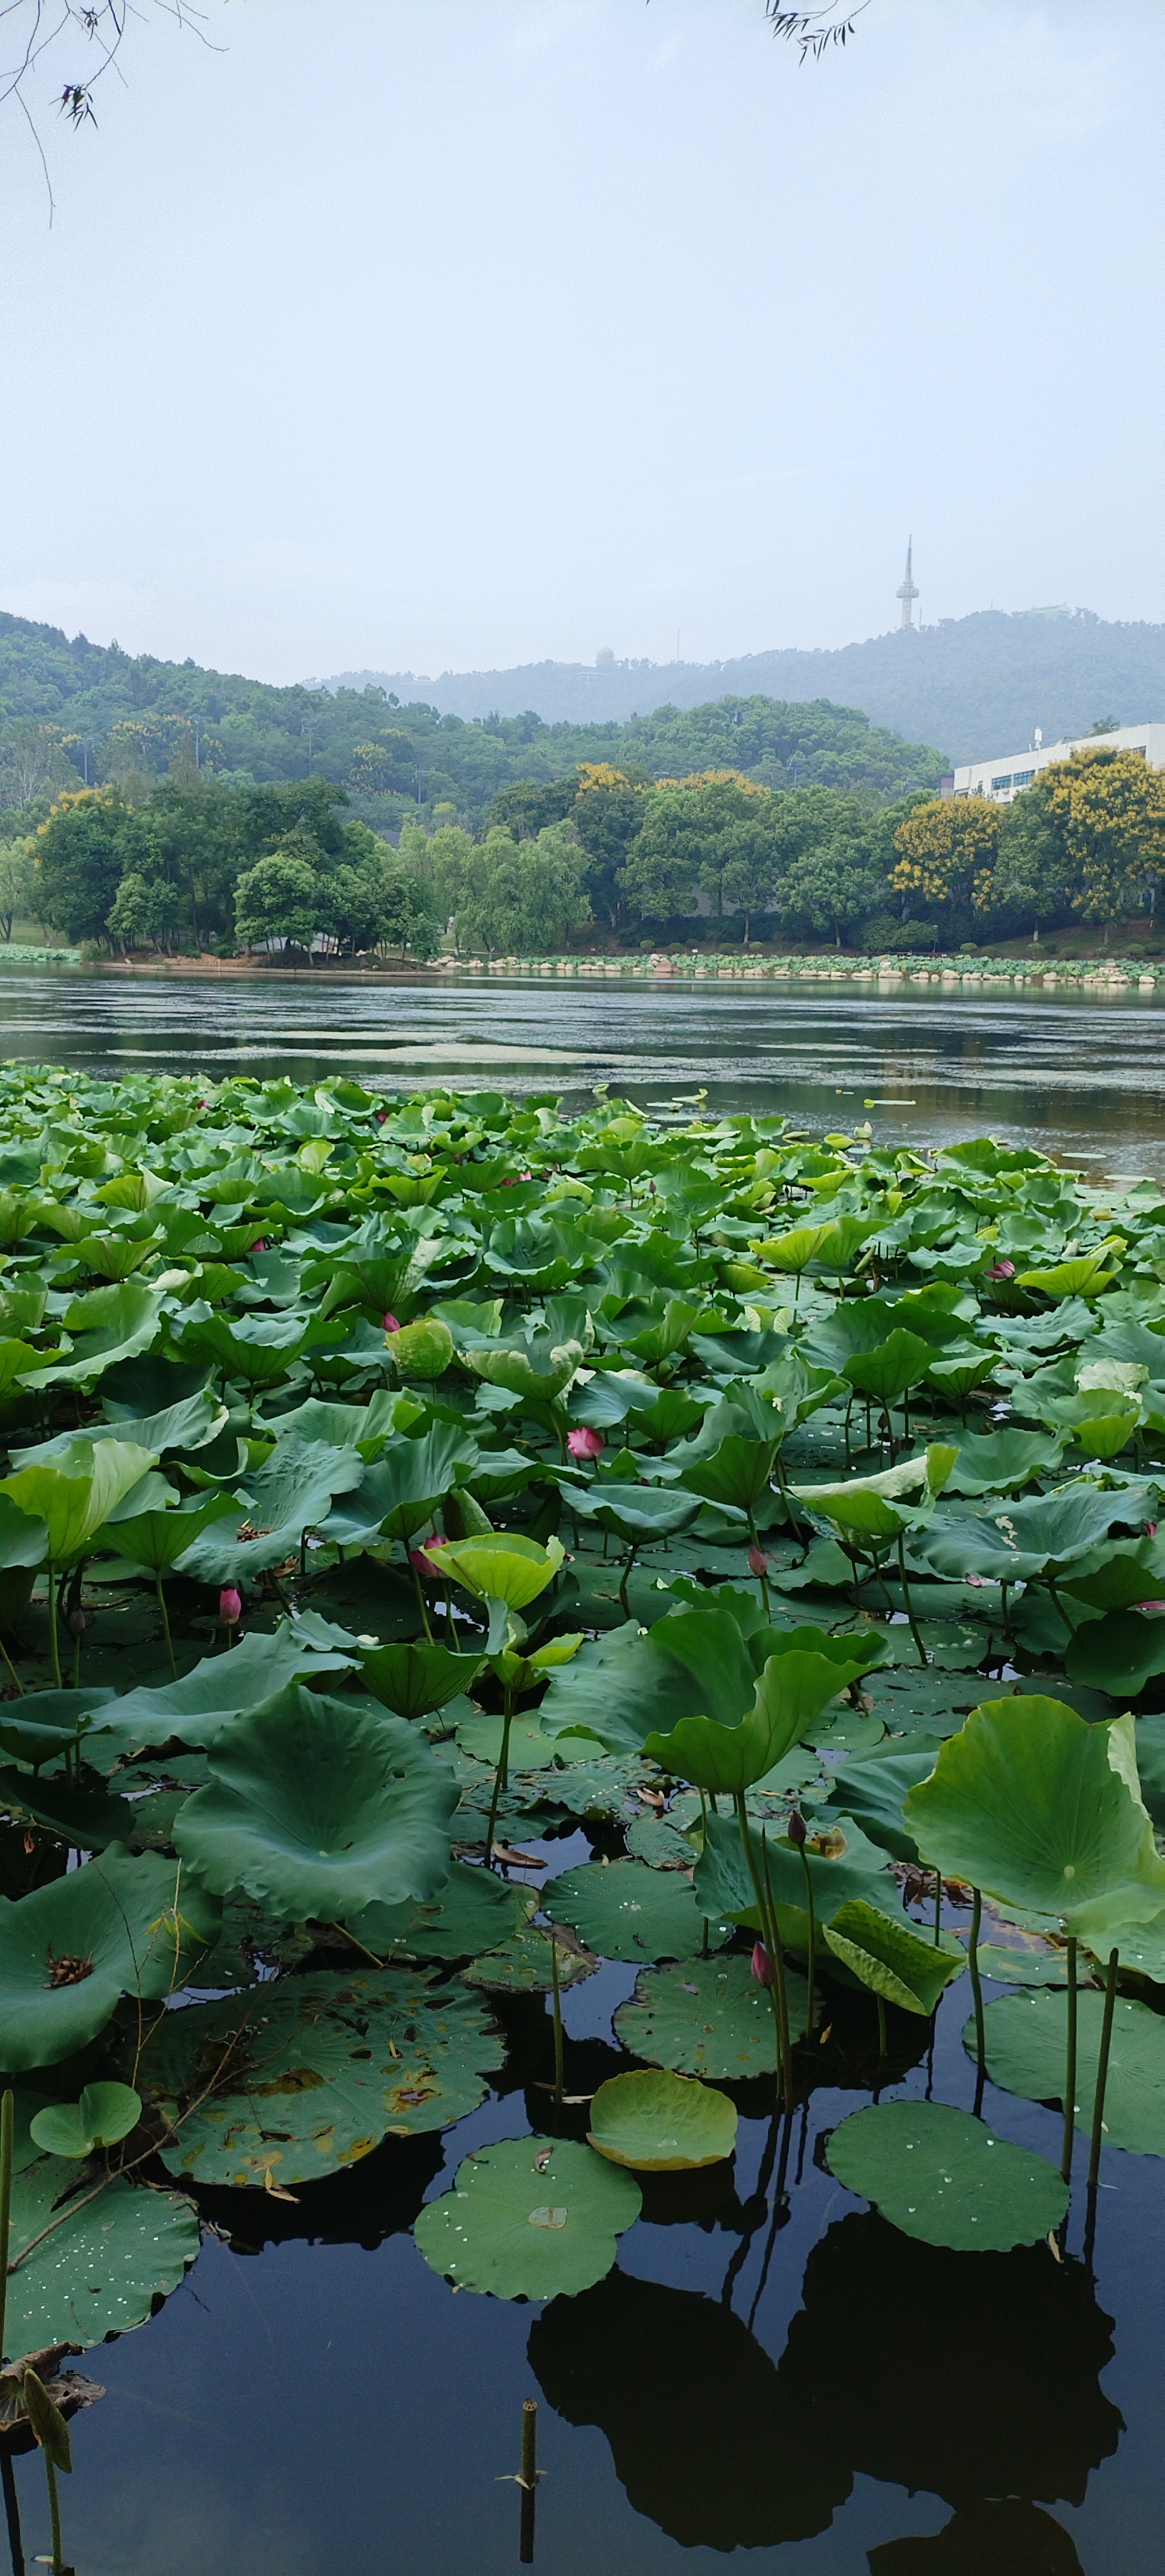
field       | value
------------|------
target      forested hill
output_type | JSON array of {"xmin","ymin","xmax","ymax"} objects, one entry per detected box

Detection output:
[
  {"xmin": 0, "ymin": 612, "xmax": 942, "ymax": 822},
  {"xmin": 327, "ymin": 608, "xmax": 1165, "ymax": 766}
]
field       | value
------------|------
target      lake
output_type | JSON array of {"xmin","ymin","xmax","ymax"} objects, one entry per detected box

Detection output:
[{"xmin": 3, "ymin": 959, "xmax": 1165, "ymax": 1171}]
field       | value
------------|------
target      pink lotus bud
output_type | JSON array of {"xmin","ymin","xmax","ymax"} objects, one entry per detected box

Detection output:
[
  {"xmin": 1135, "ymin": 1600, "xmax": 1165, "ymax": 1615},
  {"xmin": 984, "ymin": 1258, "xmax": 1015, "ymax": 1280},
  {"xmin": 376, "ymin": 1109, "xmax": 388, "ymax": 1122},
  {"xmin": 1145, "ymin": 1522, "xmax": 1157, "ymax": 1538},
  {"xmin": 965, "ymin": 1574, "xmax": 988, "ymax": 1587},
  {"xmin": 408, "ymin": 1537, "xmax": 447, "ymax": 1577},
  {"xmin": 750, "ymin": 1941, "xmax": 776, "ymax": 1989},
  {"xmin": 251, "ymin": 1238, "xmax": 266, "ymax": 1253},
  {"xmin": 383, "ymin": 1313, "xmax": 401, "ymax": 1333},
  {"xmin": 787, "ymin": 1809, "xmax": 806, "ymax": 1848},
  {"xmin": 748, "ymin": 1543, "xmax": 769, "ymax": 1577},
  {"xmin": 68, "ymin": 1607, "xmax": 86, "ymax": 1637},
  {"xmin": 219, "ymin": 1587, "xmax": 242, "ymax": 1626},
  {"xmin": 567, "ymin": 1426, "xmax": 604, "ymax": 1460}
]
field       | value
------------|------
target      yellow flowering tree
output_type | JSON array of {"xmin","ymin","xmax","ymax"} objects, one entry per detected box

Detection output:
[
  {"xmin": 888, "ymin": 797, "xmax": 1002, "ymax": 927},
  {"xmin": 1043, "ymin": 748, "xmax": 1165, "ymax": 933}
]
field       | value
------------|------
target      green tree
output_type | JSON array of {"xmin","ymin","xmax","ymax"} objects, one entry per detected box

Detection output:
[
  {"xmin": 32, "ymin": 789, "xmax": 131, "ymax": 943},
  {"xmin": 234, "ymin": 843, "xmax": 320, "ymax": 955},
  {"xmin": 0, "ymin": 841, "xmax": 35, "ymax": 940},
  {"xmin": 777, "ymin": 840, "xmax": 883, "ymax": 946},
  {"xmin": 456, "ymin": 824, "xmax": 590, "ymax": 956},
  {"xmin": 571, "ymin": 765, "xmax": 649, "ymax": 929}
]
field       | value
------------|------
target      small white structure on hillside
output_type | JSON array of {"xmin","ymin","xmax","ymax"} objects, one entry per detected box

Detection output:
[{"xmin": 943, "ymin": 723, "xmax": 1165, "ymax": 806}]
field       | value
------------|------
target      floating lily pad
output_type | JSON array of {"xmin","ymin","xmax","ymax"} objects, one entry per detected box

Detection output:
[
  {"xmin": 625, "ymin": 1814, "xmax": 698, "ymax": 1868},
  {"xmin": 825, "ymin": 2099, "xmax": 1067, "ymax": 2250},
  {"xmin": 454, "ymin": 1711, "xmax": 562, "ymax": 1770},
  {"xmin": 974, "ymin": 1987, "xmax": 1165, "ymax": 2156},
  {"xmin": 6, "ymin": 2157, "xmax": 199, "ymax": 2352},
  {"xmin": 861, "ymin": 1669, "xmax": 986, "ymax": 1739},
  {"xmin": 413, "ymin": 2135, "xmax": 640, "ymax": 2299},
  {"xmin": 613, "ymin": 1954, "xmax": 810, "ymax": 2079},
  {"xmin": 0, "ymin": 1846, "xmax": 222, "ymax": 2072},
  {"xmin": 542, "ymin": 1859, "xmax": 730, "ymax": 1963},
  {"xmin": 974, "ymin": 1942, "xmax": 1091, "ymax": 1987},
  {"xmin": 137, "ymin": 1967, "xmax": 501, "ymax": 2187},
  {"xmin": 347, "ymin": 1859, "xmax": 534, "ymax": 1961},
  {"xmin": 589, "ymin": 2068, "xmax": 737, "ymax": 2171},
  {"xmin": 462, "ymin": 1924, "xmax": 599, "ymax": 1993}
]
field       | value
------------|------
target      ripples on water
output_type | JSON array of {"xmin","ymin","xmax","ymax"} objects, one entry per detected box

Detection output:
[{"xmin": 3, "ymin": 962, "xmax": 1165, "ymax": 1170}]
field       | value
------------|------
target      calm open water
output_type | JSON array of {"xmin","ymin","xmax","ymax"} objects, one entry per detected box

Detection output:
[
  {"xmin": 3, "ymin": 963, "xmax": 1165, "ymax": 2573},
  {"xmin": 1, "ymin": 960, "xmax": 1164, "ymax": 1170}
]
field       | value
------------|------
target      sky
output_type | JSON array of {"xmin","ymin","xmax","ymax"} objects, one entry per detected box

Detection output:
[{"xmin": 1, "ymin": 0, "xmax": 1163, "ymax": 686}]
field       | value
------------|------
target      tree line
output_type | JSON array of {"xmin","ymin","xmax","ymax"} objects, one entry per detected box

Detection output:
[{"xmin": 6, "ymin": 738, "xmax": 1162, "ymax": 962}]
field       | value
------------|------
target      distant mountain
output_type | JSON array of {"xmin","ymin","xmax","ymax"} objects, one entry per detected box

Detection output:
[{"xmin": 321, "ymin": 608, "xmax": 1165, "ymax": 768}]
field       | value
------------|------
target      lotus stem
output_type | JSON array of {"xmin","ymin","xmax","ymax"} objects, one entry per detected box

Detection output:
[
  {"xmin": 484, "ymin": 1686, "xmax": 515, "ymax": 1871},
  {"xmin": 896, "ymin": 1534, "xmax": 928, "ymax": 1668},
  {"xmin": 520, "ymin": 2399, "xmax": 538, "ymax": 2564},
  {"xmin": 796, "ymin": 1840, "xmax": 816, "ymax": 2038},
  {"xmin": 45, "ymin": 1562, "xmax": 61, "ymax": 1692},
  {"xmin": 0, "ymin": 1623, "xmax": 23, "ymax": 1696},
  {"xmin": 1087, "ymin": 1946, "xmax": 1120, "ymax": 2192},
  {"xmin": 0, "ymin": 2088, "xmax": 13, "ymax": 2365},
  {"xmin": 761, "ymin": 1831, "xmax": 793, "ymax": 2110},
  {"xmin": 932, "ymin": 1867, "xmax": 942, "ymax": 1946},
  {"xmin": 1061, "ymin": 1935, "xmax": 1078, "ymax": 2185},
  {"xmin": 409, "ymin": 1550, "xmax": 434, "ymax": 1644},
  {"xmin": 618, "ymin": 1541, "xmax": 639, "ymax": 1616},
  {"xmin": 43, "ymin": 2447, "xmax": 64, "ymax": 2576},
  {"xmin": 0, "ymin": 2448, "xmax": 22, "ymax": 2575},
  {"xmin": 745, "ymin": 1509, "xmax": 771, "ymax": 1616},
  {"xmin": 155, "ymin": 1570, "xmax": 177, "ymax": 1680},
  {"xmin": 549, "ymin": 1931, "xmax": 564, "ymax": 2110},
  {"xmin": 735, "ymin": 1793, "xmax": 790, "ymax": 2109},
  {"xmin": 967, "ymin": 1887, "xmax": 986, "ymax": 2116}
]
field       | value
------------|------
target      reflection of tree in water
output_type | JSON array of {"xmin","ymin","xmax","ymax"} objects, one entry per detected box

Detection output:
[
  {"xmin": 869, "ymin": 2497, "xmax": 1085, "ymax": 2575},
  {"xmin": 528, "ymin": 2211, "xmax": 1120, "ymax": 2555}
]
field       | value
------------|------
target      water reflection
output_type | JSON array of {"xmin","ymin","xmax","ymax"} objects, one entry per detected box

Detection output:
[
  {"xmin": 191, "ymin": 2127, "xmax": 443, "ymax": 2253},
  {"xmin": 530, "ymin": 2211, "xmax": 1121, "ymax": 2555},
  {"xmin": 3, "ymin": 964, "xmax": 1165, "ymax": 1168},
  {"xmin": 869, "ymin": 2499, "xmax": 1086, "ymax": 2575}
]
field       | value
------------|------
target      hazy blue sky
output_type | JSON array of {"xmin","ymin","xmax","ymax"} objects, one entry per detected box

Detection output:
[{"xmin": 2, "ymin": 0, "xmax": 1162, "ymax": 684}]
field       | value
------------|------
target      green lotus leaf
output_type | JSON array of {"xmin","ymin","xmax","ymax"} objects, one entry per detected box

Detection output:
[
  {"xmin": 318, "ymin": 1424, "xmax": 480, "ymax": 1548},
  {"xmin": 1066, "ymin": 1609, "xmax": 1165, "ymax": 1699},
  {"xmin": 588, "ymin": 2067, "xmax": 737, "ymax": 2172},
  {"xmin": 0, "ymin": 1846, "xmax": 223, "ymax": 2070},
  {"xmin": 0, "ymin": 1492, "xmax": 49, "ymax": 1568},
  {"xmin": 454, "ymin": 1709, "xmax": 564, "ymax": 1769},
  {"xmin": 175, "ymin": 1436, "xmax": 367, "ymax": 1582},
  {"xmin": 1061, "ymin": 1536, "xmax": 1165, "ymax": 1615},
  {"xmin": 542, "ymin": 1858, "xmax": 730, "ymax": 1962},
  {"xmin": 18, "ymin": 1283, "xmax": 164, "ymax": 1390},
  {"xmin": 693, "ymin": 1808, "xmax": 903, "ymax": 1953},
  {"xmin": 360, "ymin": 1638, "xmax": 486, "ymax": 1721},
  {"xmin": 344, "ymin": 1857, "xmax": 533, "ymax": 1961},
  {"xmin": 919, "ymin": 1481, "xmax": 1141, "ymax": 1585},
  {"xmin": 792, "ymin": 1445, "xmax": 955, "ymax": 1542},
  {"xmin": 925, "ymin": 1350, "xmax": 999, "ymax": 1404},
  {"xmin": 643, "ymin": 1638, "xmax": 877, "ymax": 1794},
  {"xmin": 30, "ymin": 2080, "xmax": 142, "ymax": 2158},
  {"xmin": 843, "ymin": 1330, "xmax": 934, "ymax": 1409},
  {"xmin": 825, "ymin": 2099, "xmax": 1067, "ymax": 2250},
  {"xmin": 413, "ymin": 2135, "xmax": 640, "ymax": 2300},
  {"xmin": 173, "ymin": 1687, "xmax": 458, "ymax": 1922},
  {"xmin": 539, "ymin": 1602, "xmax": 870, "ymax": 1759},
  {"xmin": 903, "ymin": 1698, "xmax": 1165, "ymax": 1933},
  {"xmin": 974, "ymin": 1942, "xmax": 1088, "ymax": 1985},
  {"xmin": 99, "ymin": 1487, "xmax": 239, "ymax": 1573},
  {"xmin": 5, "ymin": 2158, "xmax": 199, "ymax": 2353},
  {"xmin": 0, "ymin": 1437, "xmax": 157, "ymax": 1561},
  {"xmin": 974, "ymin": 1987, "xmax": 1165, "ymax": 2155},
  {"xmin": 89, "ymin": 1620, "xmax": 360, "ymax": 1757},
  {"xmin": 625, "ymin": 1813, "xmax": 700, "ymax": 1867},
  {"xmin": 613, "ymin": 1953, "xmax": 810, "ymax": 2079},
  {"xmin": 564, "ymin": 1481, "xmax": 706, "ymax": 1545},
  {"xmin": 462, "ymin": 1924, "xmax": 599, "ymax": 1993},
  {"xmin": 1017, "ymin": 1246, "xmax": 1123, "ymax": 1297},
  {"xmin": 467, "ymin": 1338, "xmax": 584, "ymax": 1403},
  {"xmin": 0, "ymin": 1685, "xmax": 117, "ymax": 1770},
  {"xmin": 136, "ymin": 1965, "xmax": 500, "ymax": 2185},
  {"xmin": 175, "ymin": 1306, "xmax": 311, "ymax": 1386},
  {"xmin": 753, "ymin": 1221, "xmax": 839, "ymax": 1274},
  {"xmin": 384, "ymin": 1318, "xmax": 454, "ymax": 1379},
  {"xmin": 435, "ymin": 1530, "xmax": 564, "ymax": 1609},
  {"xmin": 677, "ymin": 1431, "xmax": 781, "ymax": 1514},
  {"xmin": 820, "ymin": 1739, "xmax": 946, "ymax": 1863},
  {"xmin": 823, "ymin": 1899, "xmax": 966, "ymax": 2015},
  {"xmin": 942, "ymin": 1428, "xmax": 1065, "ymax": 1496}
]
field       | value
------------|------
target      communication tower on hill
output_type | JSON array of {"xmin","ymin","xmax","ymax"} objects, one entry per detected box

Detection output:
[{"xmin": 896, "ymin": 537, "xmax": 918, "ymax": 630}]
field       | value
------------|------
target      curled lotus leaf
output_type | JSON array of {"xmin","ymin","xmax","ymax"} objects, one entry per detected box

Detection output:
[
  {"xmin": 173, "ymin": 1686, "xmax": 459, "ymax": 1923},
  {"xmin": 588, "ymin": 2068, "xmax": 737, "ymax": 2172}
]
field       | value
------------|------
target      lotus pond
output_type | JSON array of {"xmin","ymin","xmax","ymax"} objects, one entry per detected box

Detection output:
[{"xmin": 0, "ymin": 1066, "xmax": 1164, "ymax": 2570}]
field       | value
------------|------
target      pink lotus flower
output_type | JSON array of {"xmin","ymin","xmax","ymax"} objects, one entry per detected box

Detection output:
[
  {"xmin": 1135, "ymin": 1600, "xmax": 1165, "ymax": 1616},
  {"xmin": 748, "ymin": 1543, "xmax": 769, "ymax": 1577},
  {"xmin": 408, "ymin": 1537, "xmax": 448, "ymax": 1577},
  {"xmin": 984, "ymin": 1258, "xmax": 1015, "ymax": 1280},
  {"xmin": 567, "ymin": 1426, "xmax": 604, "ymax": 1460},
  {"xmin": 750, "ymin": 1942, "xmax": 775, "ymax": 1989},
  {"xmin": 219, "ymin": 1587, "xmax": 242, "ymax": 1626},
  {"xmin": 383, "ymin": 1313, "xmax": 401, "ymax": 1332}
]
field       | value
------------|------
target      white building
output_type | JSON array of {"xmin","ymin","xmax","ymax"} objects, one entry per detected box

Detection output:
[{"xmin": 944, "ymin": 721, "xmax": 1165, "ymax": 806}]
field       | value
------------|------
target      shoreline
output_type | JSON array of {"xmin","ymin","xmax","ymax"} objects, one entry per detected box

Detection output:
[{"xmin": 34, "ymin": 950, "xmax": 1165, "ymax": 995}]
